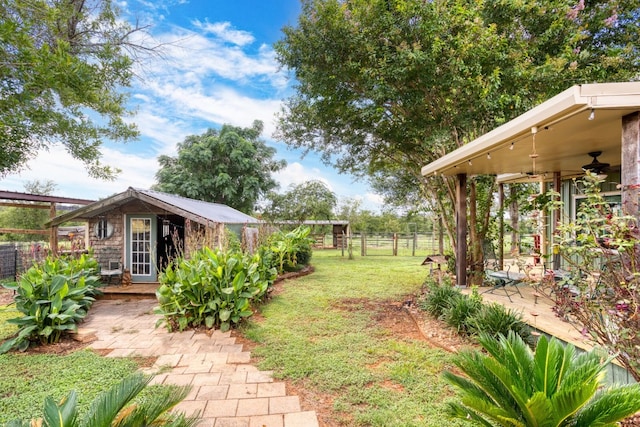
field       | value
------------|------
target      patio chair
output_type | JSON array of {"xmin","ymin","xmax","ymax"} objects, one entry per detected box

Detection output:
[{"xmin": 100, "ymin": 260, "xmax": 123, "ymax": 285}]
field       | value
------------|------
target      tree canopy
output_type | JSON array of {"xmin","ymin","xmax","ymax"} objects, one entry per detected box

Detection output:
[
  {"xmin": 154, "ymin": 121, "xmax": 286, "ymax": 213},
  {"xmin": 0, "ymin": 0, "xmax": 144, "ymax": 179},
  {"xmin": 274, "ymin": 0, "xmax": 640, "ymax": 275},
  {"xmin": 263, "ymin": 180, "xmax": 337, "ymax": 222}
]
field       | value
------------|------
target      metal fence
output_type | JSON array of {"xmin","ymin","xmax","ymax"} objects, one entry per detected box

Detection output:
[{"xmin": 0, "ymin": 242, "xmax": 48, "ymax": 281}]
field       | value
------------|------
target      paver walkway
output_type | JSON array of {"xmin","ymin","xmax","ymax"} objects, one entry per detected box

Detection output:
[{"xmin": 82, "ymin": 299, "xmax": 319, "ymax": 427}]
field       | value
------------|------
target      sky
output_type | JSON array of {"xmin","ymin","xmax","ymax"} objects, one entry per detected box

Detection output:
[{"xmin": 0, "ymin": 0, "xmax": 384, "ymax": 211}]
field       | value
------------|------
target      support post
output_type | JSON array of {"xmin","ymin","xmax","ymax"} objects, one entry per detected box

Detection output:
[
  {"xmin": 49, "ymin": 202, "xmax": 58, "ymax": 255},
  {"xmin": 622, "ymin": 112, "xmax": 640, "ymax": 219},
  {"xmin": 552, "ymin": 171, "xmax": 562, "ymax": 270},
  {"xmin": 455, "ymin": 174, "xmax": 468, "ymax": 288},
  {"xmin": 498, "ymin": 183, "xmax": 504, "ymax": 270}
]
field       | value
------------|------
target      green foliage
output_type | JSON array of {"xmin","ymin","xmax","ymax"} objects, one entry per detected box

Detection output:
[
  {"xmin": 0, "ymin": 254, "xmax": 101, "ymax": 353},
  {"xmin": 5, "ymin": 373, "xmax": 198, "ymax": 427},
  {"xmin": 441, "ymin": 293, "xmax": 482, "ymax": 335},
  {"xmin": 155, "ymin": 247, "xmax": 277, "ymax": 332},
  {"xmin": 275, "ymin": 0, "xmax": 640, "ymax": 272},
  {"xmin": 0, "ymin": 0, "xmax": 141, "ymax": 179},
  {"xmin": 444, "ymin": 332, "xmax": 640, "ymax": 426},
  {"xmin": 467, "ymin": 302, "xmax": 533, "ymax": 346},
  {"xmin": 154, "ymin": 121, "xmax": 286, "ymax": 213},
  {"xmin": 267, "ymin": 225, "xmax": 314, "ymax": 274},
  {"xmin": 420, "ymin": 279, "xmax": 462, "ymax": 318},
  {"xmin": 546, "ymin": 172, "xmax": 640, "ymax": 381},
  {"xmin": 263, "ymin": 180, "xmax": 337, "ymax": 221}
]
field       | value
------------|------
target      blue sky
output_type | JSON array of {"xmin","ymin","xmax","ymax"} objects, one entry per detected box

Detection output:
[{"xmin": 0, "ymin": 0, "xmax": 383, "ymax": 211}]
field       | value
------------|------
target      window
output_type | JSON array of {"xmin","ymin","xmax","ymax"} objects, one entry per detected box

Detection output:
[{"xmin": 94, "ymin": 218, "xmax": 114, "ymax": 239}]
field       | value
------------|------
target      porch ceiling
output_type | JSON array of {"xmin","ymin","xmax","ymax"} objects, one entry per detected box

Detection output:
[{"xmin": 421, "ymin": 82, "xmax": 640, "ymax": 181}]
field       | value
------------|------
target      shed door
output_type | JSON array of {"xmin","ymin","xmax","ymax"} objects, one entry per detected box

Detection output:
[{"xmin": 126, "ymin": 215, "xmax": 157, "ymax": 282}]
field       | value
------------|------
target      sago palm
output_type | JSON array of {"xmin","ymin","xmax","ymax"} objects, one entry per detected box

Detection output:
[
  {"xmin": 5, "ymin": 373, "xmax": 199, "ymax": 427},
  {"xmin": 443, "ymin": 331, "xmax": 640, "ymax": 426}
]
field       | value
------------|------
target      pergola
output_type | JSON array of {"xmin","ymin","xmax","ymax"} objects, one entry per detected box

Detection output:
[
  {"xmin": 0, "ymin": 190, "xmax": 95, "ymax": 252},
  {"xmin": 421, "ymin": 82, "xmax": 640, "ymax": 288}
]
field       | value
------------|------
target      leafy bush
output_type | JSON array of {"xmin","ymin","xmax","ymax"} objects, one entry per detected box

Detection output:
[
  {"xmin": 5, "ymin": 373, "xmax": 198, "ymax": 427},
  {"xmin": 444, "ymin": 332, "xmax": 640, "ymax": 426},
  {"xmin": 467, "ymin": 302, "xmax": 533, "ymax": 346},
  {"xmin": 267, "ymin": 225, "xmax": 314, "ymax": 273},
  {"xmin": 155, "ymin": 247, "xmax": 277, "ymax": 332},
  {"xmin": 420, "ymin": 279, "xmax": 461, "ymax": 318},
  {"xmin": 441, "ymin": 292, "xmax": 482, "ymax": 335},
  {"xmin": 0, "ymin": 253, "xmax": 101, "ymax": 353}
]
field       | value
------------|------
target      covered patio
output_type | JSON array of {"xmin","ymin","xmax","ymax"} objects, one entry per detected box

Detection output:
[{"xmin": 421, "ymin": 82, "xmax": 640, "ymax": 288}]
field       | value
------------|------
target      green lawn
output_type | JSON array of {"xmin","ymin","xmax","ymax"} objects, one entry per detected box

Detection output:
[{"xmin": 242, "ymin": 250, "xmax": 466, "ymax": 426}]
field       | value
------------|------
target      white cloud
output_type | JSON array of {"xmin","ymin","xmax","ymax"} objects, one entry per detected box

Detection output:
[
  {"xmin": 272, "ymin": 162, "xmax": 332, "ymax": 191},
  {"xmin": 192, "ymin": 21, "xmax": 255, "ymax": 46}
]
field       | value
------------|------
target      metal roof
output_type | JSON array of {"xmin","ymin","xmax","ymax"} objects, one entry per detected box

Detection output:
[
  {"xmin": 47, "ymin": 187, "xmax": 259, "ymax": 227},
  {"xmin": 421, "ymin": 82, "xmax": 640, "ymax": 181}
]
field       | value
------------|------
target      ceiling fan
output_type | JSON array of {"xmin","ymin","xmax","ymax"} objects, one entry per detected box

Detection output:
[{"xmin": 581, "ymin": 151, "xmax": 610, "ymax": 174}]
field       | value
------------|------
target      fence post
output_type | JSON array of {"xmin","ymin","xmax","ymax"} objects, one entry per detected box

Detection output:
[
  {"xmin": 361, "ymin": 233, "xmax": 365, "ymax": 256},
  {"xmin": 393, "ymin": 233, "xmax": 398, "ymax": 256},
  {"xmin": 341, "ymin": 231, "xmax": 345, "ymax": 257},
  {"xmin": 412, "ymin": 232, "xmax": 417, "ymax": 256}
]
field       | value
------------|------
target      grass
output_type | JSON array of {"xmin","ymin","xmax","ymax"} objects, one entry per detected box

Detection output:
[
  {"xmin": 0, "ymin": 350, "xmax": 142, "ymax": 422},
  {"xmin": 242, "ymin": 250, "xmax": 466, "ymax": 426}
]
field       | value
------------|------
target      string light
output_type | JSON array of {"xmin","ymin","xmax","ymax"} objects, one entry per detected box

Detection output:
[
  {"xmin": 468, "ymin": 159, "xmax": 472, "ymax": 166},
  {"xmin": 509, "ymin": 142, "xmax": 514, "ymax": 150},
  {"xmin": 588, "ymin": 108, "xmax": 595, "ymax": 120},
  {"xmin": 487, "ymin": 152, "xmax": 491, "ymax": 160}
]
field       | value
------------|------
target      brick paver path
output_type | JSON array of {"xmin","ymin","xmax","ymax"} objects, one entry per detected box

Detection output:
[{"xmin": 82, "ymin": 299, "xmax": 319, "ymax": 427}]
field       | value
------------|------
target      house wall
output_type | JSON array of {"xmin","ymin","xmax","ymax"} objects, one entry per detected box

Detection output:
[{"xmin": 89, "ymin": 211, "xmax": 124, "ymax": 271}]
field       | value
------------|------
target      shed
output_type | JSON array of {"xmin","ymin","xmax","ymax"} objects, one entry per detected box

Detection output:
[{"xmin": 46, "ymin": 187, "xmax": 259, "ymax": 283}]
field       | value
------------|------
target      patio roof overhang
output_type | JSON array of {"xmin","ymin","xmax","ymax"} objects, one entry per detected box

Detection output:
[{"xmin": 421, "ymin": 82, "xmax": 640, "ymax": 181}]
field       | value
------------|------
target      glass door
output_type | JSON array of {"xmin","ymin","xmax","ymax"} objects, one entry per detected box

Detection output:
[{"xmin": 126, "ymin": 216, "xmax": 157, "ymax": 282}]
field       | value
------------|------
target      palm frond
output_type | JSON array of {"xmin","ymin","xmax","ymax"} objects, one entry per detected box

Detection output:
[
  {"xmin": 80, "ymin": 373, "xmax": 151, "ymax": 427},
  {"xmin": 574, "ymin": 384, "xmax": 640, "ymax": 426}
]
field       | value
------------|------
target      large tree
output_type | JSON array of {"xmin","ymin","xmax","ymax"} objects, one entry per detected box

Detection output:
[
  {"xmin": 154, "ymin": 121, "xmax": 286, "ymax": 213},
  {"xmin": 0, "ymin": 0, "xmax": 145, "ymax": 179},
  {"xmin": 275, "ymin": 0, "xmax": 640, "ymax": 280},
  {"xmin": 263, "ymin": 180, "xmax": 337, "ymax": 222}
]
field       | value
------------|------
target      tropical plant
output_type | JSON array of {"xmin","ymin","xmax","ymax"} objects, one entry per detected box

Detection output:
[
  {"xmin": 467, "ymin": 302, "xmax": 533, "ymax": 346},
  {"xmin": 545, "ymin": 172, "xmax": 640, "ymax": 382},
  {"xmin": 155, "ymin": 247, "xmax": 277, "ymax": 332},
  {"xmin": 444, "ymin": 332, "xmax": 640, "ymax": 426},
  {"xmin": 4, "ymin": 372, "xmax": 198, "ymax": 427},
  {"xmin": 0, "ymin": 253, "xmax": 101, "ymax": 353},
  {"xmin": 267, "ymin": 225, "xmax": 314, "ymax": 274}
]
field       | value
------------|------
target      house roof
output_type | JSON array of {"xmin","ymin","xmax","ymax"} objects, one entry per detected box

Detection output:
[
  {"xmin": 420, "ymin": 82, "xmax": 640, "ymax": 182},
  {"xmin": 46, "ymin": 187, "xmax": 259, "ymax": 227}
]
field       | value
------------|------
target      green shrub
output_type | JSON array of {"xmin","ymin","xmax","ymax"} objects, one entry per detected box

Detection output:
[
  {"xmin": 268, "ymin": 225, "xmax": 314, "ymax": 274},
  {"xmin": 441, "ymin": 293, "xmax": 482, "ymax": 335},
  {"xmin": 0, "ymin": 253, "xmax": 101, "ymax": 353},
  {"xmin": 155, "ymin": 247, "xmax": 277, "ymax": 332},
  {"xmin": 420, "ymin": 280, "xmax": 462, "ymax": 318},
  {"xmin": 444, "ymin": 332, "xmax": 640, "ymax": 426},
  {"xmin": 467, "ymin": 302, "xmax": 534, "ymax": 346}
]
